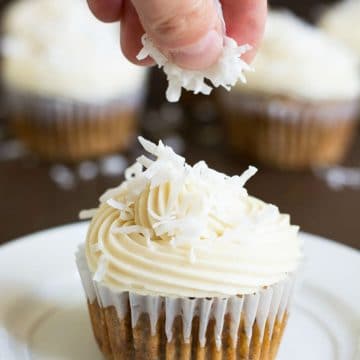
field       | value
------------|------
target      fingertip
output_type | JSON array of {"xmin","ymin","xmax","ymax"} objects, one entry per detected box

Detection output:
[
  {"xmin": 87, "ymin": 0, "xmax": 123, "ymax": 23},
  {"xmin": 222, "ymin": 0, "xmax": 267, "ymax": 64},
  {"xmin": 169, "ymin": 29, "xmax": 223, "ymax": 70},
  {"xmin": 132, "ymin": 0, "xmax": 223, "ymax": 62},
  {"xmin": 241, "ymin": 47, "xmax": 259, "ymax": 64},
  {"xmin": 121, "ymin": 39, "xmax": 155, "ymax": 66},
  {"xmin": 120, "ymin": 0, "xmax": 155, "ymax": 66}
]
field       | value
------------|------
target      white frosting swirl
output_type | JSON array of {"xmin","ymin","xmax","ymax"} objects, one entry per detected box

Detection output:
[
  {"xmin": 319, "ymin": 0, "xmax": 360, "ymax": 57},
  {"xmin": 84, "ymin": 137, "xmax": 301, "ymax": 297},
  {"xmin": 237, "ymin": 10, "xmax": 360, "ymax": 101},
  {"xmin": 1, "ymin": 0, "xmax": 145, "ymax": 102}
]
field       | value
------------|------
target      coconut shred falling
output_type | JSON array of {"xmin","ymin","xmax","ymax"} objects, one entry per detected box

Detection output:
[{"xmin": 136, "ymin": 1, "xmax": 252, "ymax": 102}]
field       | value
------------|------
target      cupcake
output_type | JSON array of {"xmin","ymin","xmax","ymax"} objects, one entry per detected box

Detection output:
[
  {"xmin": 1, "ymin": 0, "xmax": 146, "ymax": 162},
  {"xmin": 319, "ymin": 0, "xmax": 360, "ymax": 59},
  {"xmin": 219, "ymin": 10, "xmax": 360, "ymax": 170},
  {"xmin": 76, "ymin": 137, "xmax": 302, "ymax": 359}
]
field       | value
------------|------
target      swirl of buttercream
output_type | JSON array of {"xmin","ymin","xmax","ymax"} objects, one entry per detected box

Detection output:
[{"xmin": 84, "ymin": 137, "xmax": 302, "ymax": 297}]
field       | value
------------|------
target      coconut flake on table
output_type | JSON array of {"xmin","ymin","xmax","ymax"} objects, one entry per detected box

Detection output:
[
  {"xmin": 0, "ymin": 140, "xmax": 28, "ymax": 161},
  {"xmin": 137, "ymin": 35, "xmax": 251, "ymax": 102},
  {"xmin": 314, "ymin": 166, "xmax": 360, "ymax": 190},
  {"xmin": 77, "ymin": 160, "xmax": 98, "ymax": 180},
  {"xmin": 49, "ymin": 164, "xmax": 76, "ymax": 190}
]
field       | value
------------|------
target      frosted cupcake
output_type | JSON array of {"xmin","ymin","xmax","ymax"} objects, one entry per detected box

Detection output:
[
  {"xmin": 219, "ymin": 10, "xmax": 360, "ymax": 170},
  {"xmin": 319, "ymin": 0, "xmax": 360, "ymax": 59},
  {"xmin": 1, "ymin": 0, "xmax": 146, "ymax": 162},
  {"xmin": 76, "ymin": 137, "xmax": 302, "ymax": 359}
]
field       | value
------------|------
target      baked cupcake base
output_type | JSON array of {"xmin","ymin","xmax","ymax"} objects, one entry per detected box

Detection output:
[
  {"xmin": 6, "ymin": 92, "xmax": 140, "ymax": 162},
  {"xmin": 220, "ymin": 92, "xmax": 359, "ymax": 170},
  {"xmin": 77, "ymin": 246, "xmax": 295, "ymax": 360},
  {"xmin": 88, "ymin": 300, "xmax": 289, "ymax": 360}
]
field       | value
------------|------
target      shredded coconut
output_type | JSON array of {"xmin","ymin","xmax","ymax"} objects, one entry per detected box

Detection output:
[
  {"xmin": 189, "ymin": 247, "xmax": 196, "ymax": 264},
  {"xmin": 103, "ymin": 137, "xmax": 259, "ymax": 247},
  {"xmin": 90, "ymin": 242, "xmax": 101, "ymax": 253},
  {"xmin": 125, "ymin": 162, "xmax": 143, "ymax": 180},
  {"xmin": 136, "ymin": 0, "xmax": 252, "ymax": 103},
  {"xmin": 112, "ymin": 225, "xmax": 149, "ymax": 235},
  {"xmin": 79, "ymin": 208, "xmax": 98, "ymax": 220},
  {"xmin": 230, "ymin": 166, "xmax": 258, "ymax": 187},
  {"xmin": 80, "ymin": 137, "xmax": 290, "ymax": 255},
  {"xmin": 93, "ymin": 255, "xmax": 107, "ymax": 282},
  {"xmin": 146, "ymin": 237, "xmax": 155, "ymax": 251},
  {"xmin": 106, "ymin": 198, "xmax": 126, "ymax": 210},
  {"xmin": 77, "ymin": 161, "xmax": 98, "ymax": 180},
  {"xmin": 49, "ymin": 164, "xmax": 76, "ymax": 190},
  {"xmin": 314, "ymin": 166, "xmax": 360, "ymax": 190},
  {"xmin": 0, "ymin": 140, "xmax": 27, "ymax": 161},
  {"xmin": 136, "ymin": 155, "xmax": 154, "ymax": 169},
  {"xmin": 137, "ymin": 35, "xmax": 251, "ymax": 102},
  {"xmin": 119, "ymin": 208, "xmax": 134, "ymax": 221}
]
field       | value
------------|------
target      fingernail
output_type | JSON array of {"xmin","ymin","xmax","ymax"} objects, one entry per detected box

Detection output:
[{"xmin": 169, "ymin": 30, "xmax": 223, "ymax": 70}]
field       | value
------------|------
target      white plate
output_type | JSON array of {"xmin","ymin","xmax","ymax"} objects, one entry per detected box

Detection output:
[{"xmin": 0, "ymin": 223, "xmax": 359, "ymax": 360}]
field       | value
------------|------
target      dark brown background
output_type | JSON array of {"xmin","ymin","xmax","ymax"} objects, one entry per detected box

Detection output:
[{"xmin": 0, "ymin": 0, "xmax": 359, "ymax": 250}]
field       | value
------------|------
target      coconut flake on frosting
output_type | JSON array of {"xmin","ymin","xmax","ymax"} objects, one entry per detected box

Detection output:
[
  {"xmin": 93, "ymin": 255, "xmax": 107, "ymax": 282},
  {"xmin": 79, "ymin": 208, "xmax": 98, "ymax": 220},
  {"xmin": 82, "ymin": 137, "xmax": 301, "ymax": 297},
  {"xmin": 82, "ymin": 136, "xmax": 260, "ymax": 248},
  {"xmin": 106, "ymin": 198, "xmax": 126, "ymax": 210}
]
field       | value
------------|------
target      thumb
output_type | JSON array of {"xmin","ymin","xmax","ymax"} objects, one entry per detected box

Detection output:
[{"xmin": 131, "ymin": 0, "xmax": 224, "ymax": 70}]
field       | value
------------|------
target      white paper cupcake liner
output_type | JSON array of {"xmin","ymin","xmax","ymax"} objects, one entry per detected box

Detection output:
[{"xmin": 76, "ymin": 244, "xmax": 296, "ymax": 352}]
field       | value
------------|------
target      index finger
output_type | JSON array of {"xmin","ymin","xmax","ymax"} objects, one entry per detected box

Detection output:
[
  {"xmin": 87, "ymin": 0, "xmax": 123, "ymax": 22},
  {"xmin": 222, "ymin": 0, "xmax": 267, "ymax": 63}
]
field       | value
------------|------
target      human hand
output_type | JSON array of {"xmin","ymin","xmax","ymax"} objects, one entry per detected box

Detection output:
[{"xmin": 87, "ymin": 0, "xmax": 267, "ymax": 70}]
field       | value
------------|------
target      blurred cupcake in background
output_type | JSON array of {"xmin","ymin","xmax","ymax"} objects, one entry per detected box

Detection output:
[
  {"xmin": 219, "ymin": 10, "xmax": 360, "ymax": 170},
  {"xmin": 318, "ymin": 0, "xmax": 360, "ymax": 60},
  {"xmin": 1, "ymin": 0, "xmax": 146, "ymax": 162}
]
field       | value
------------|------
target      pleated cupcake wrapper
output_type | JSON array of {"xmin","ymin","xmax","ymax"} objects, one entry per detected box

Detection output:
[
  {"xmin": 220, "ymin": 91, "xmax": 359, "ymax": 169},
  {"xmin": 76, "ymin": 245, "xmax": 295, "ymax": 353},
  {"xmin": 5, "ymin": 90, "xmax": 144, "ymax": 162}
]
